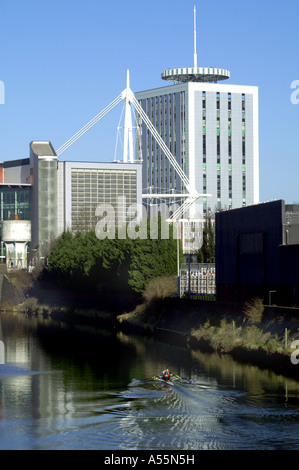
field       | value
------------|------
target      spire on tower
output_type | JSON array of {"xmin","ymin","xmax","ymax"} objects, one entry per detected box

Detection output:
[
  {"xmin": 161, "ymin": 6, "xmax": 230, "ymax": 83},
  {"xmin": 193, "ymin": 5, "xmax": 197, "ymax": 69}
]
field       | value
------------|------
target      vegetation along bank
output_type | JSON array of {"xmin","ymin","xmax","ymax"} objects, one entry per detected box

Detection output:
[
  {"xmin": 2, "ymin": 269, "xmax": 299, "ymax": 382},
  {"xmin": 1, "ymin": 224, "xmax": 299, "ymax": 381}
]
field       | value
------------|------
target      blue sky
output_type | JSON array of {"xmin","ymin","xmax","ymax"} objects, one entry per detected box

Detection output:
[{"xmin": 0, "ymin": 0, "xmax": 298, "ymax": 203}]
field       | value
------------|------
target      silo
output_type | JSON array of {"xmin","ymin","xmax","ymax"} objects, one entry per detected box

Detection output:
[{"xmin": 2, "ymin": 220, "xmax": 31, "ymax": 269}]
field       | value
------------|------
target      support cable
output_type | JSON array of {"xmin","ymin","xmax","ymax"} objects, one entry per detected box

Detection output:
[
  {"xmin": 131, "ymin": 94, "xmax": 195, "ymax": 195},
  {"xmin": 56, "ymin": 93, "xmax": 123, "ymax": 156}
]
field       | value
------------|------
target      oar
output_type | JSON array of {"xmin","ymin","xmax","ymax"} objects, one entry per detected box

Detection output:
[{"xmin": 174, "ymin": 375, "xmax": 192, "ymax": 383}]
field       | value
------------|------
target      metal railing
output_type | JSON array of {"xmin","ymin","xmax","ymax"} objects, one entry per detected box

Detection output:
[{"xmin": 179, "ymin": 263, "xmax": 216, "ymax": 297}]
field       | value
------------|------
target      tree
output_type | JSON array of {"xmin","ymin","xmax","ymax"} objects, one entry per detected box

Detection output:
[
  {"xmin": 128, "ymin": 216, "xmax": 183, "ymax": 293},
  {"xmin": 46, "ymin": 215, "xmax": 183, "ymax": 294},
  {"xmin": 197, "ymin": 211, "xmax": 215, "ymax": 263}
]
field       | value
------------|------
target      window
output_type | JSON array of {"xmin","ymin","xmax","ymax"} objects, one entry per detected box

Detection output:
[
  {"xmin": 71, "ymin": 168, "xmax": 137, "ymax": 232},
  {"xmin": 217, "ymin": 174, "xmax": 221, "ymax": 199},
  {"xmin": 228, "ymin": 175, "xmax": 232, "ymax": 199},
  {"xmin": 242, "ymin": 94, "xmax": 245, "ymax": 111},
  {"xmin": 203, "ymin": 174, "xmax": 206, "ymax": 192}
]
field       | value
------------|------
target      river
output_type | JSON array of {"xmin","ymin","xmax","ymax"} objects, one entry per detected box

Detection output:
[{"xmin": 0, "ymin": 311, "xmax": 299, "ymax": 451}]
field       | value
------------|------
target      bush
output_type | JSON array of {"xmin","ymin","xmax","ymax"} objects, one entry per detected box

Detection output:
[
  {"xmin": 22, "ymin": 297, "xmax": 38, "ymax": 314},
  {"xmin": 191, "ymin": 319, "xmax": 242, "ymax": 354},
  {"xmin": 243, "ymin": 297, "xmax": 264, "ymax": 324},
  {"xmin": 142, "ymin": 276, "xmax": 178, "ymax": 304}
]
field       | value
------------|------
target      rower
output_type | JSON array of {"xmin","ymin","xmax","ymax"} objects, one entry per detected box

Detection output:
[{"xmin": 161, "ymin": 368, "xmax": 172, "ymax": 382}]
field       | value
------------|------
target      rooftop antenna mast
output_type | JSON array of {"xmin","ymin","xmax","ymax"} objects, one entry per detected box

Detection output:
[
  {"xmin": 161, "ymin": 5, "xmax": 230, "ymax": 83},
  {"xmin": 193, "ymin": 5, "xmax": 197, "ymax": 69}
]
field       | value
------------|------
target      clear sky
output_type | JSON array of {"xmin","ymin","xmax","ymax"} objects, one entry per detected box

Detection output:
[{"xmin": 0, "ymin": 0, "xmax": 298, "ymax": 203}]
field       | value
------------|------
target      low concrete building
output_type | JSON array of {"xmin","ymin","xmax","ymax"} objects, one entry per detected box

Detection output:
[{"xmin": 0, "ymin": 141, "xmax": 142, "ymax": 268}]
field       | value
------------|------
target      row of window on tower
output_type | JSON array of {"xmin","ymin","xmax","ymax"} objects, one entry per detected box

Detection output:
[
  {"xmin": 202, "ymin": 92, "xmax": 246, "ymax": 110},
  {"xmin": 202, "ymin": 92, "xmax": 247, "ymax": 209}
]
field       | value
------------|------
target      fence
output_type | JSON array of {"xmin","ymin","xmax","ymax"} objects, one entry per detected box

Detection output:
[{"xmin": 179, "ymin": 263, "xmax": 216, "ymax": 300}]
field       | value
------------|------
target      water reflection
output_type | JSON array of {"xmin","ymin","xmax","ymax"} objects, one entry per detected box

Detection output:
[{"xmin": 0, "ymin": 311, "xmax": 299, "ymax": 449}]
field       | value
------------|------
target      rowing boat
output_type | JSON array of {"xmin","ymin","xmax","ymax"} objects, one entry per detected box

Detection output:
[{"xmin": 153, "ymin": 376, "xmax": 175, "ymax": 386}]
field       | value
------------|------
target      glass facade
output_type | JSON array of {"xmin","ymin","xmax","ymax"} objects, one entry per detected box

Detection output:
[
  {"xmin": 0, "ymin": 186, "xmax": 31, "ymax": 221},
  {"xmin": 37, "ymin": 159, "xmax": 57, "ymax": 256},
  {"xmin": 0, "ymin": 186, "xmax": 31, "ymax": 263},
  {"xmin": 71, "ymin": 168, "xmax": 138, "ymax": 231},
  {"xmin": 137, "ymin": 89, "xmax": 186, "ymax": 210}
]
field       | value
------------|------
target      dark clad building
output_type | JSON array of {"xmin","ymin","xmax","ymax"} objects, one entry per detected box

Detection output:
[{"xmin": 216, "ymin": 200, "xmax": 299, "ymax": 306}]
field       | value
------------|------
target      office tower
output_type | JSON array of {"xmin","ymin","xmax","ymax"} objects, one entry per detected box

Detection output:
[
  {"xmin": 135, "ymin": 7, "xmax": 259, "ymax": 219},
  {"xmin": 136, "ymin": 82, "xmax": 259, "ymax": 217}
]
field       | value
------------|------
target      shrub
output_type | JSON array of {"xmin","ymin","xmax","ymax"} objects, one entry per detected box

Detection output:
[
  {"xmin": 142, "ymin": 276, "xmax": 178, "ymax": 304},
  {"xmin": 243, "ymin": 297, "xmax": 264, "ymax": 324},
  {"xmin": 22, "ymin": 297, "xmax": 38, "ymax": 314}
]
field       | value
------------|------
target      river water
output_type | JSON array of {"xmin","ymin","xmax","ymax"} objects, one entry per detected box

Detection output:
[{"xmin": 0, "ymin": 311, "xmax": 299, "ymax": 451}]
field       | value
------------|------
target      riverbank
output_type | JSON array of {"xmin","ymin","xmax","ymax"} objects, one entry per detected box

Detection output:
[
  {"xmin": 13, "ymin": 292, "xmax": 299, "ymax": 381},
  {"xmin": 117, "ymin": 296, "xmax": 299, "ymax": 381},
  {"xmin": 1, "ymin": 271, "xmax": 299, "ymax": 381}
]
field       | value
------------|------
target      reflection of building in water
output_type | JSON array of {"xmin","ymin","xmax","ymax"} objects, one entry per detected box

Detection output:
[
  {"xmin": 1, "ymin": 320, "xmax": 76, "ymax": 432},
  {"xmin": 0, "ymin": 340, "xmax": 4, "ymax": 364}
]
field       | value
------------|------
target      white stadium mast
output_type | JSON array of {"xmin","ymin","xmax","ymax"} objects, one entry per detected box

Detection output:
[
  {"xmin": 56, "ymin": 7, "xmax": 211, "ymax": 219},
  {"xmin": 123, "ymin": 70, "xmax": 134, "ymax": 164},
  {"xmin": 56, "ymin": 72, "xmax": 206, "ymax": 220}
]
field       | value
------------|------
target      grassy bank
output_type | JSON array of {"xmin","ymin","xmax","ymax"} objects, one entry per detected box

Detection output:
[
  {"xmin": 2, "ymin": 271, "xmax": 299, "ymax": 379},
  {"xmin": 117, "ymin": 294, "xmax": 299, "ymax": 379},
  {"xmin": 10, "ymin": 273, "xmax": 299, "ymax": 363},
  {"xmin": 190, "ymin": 297, "xmax": 298, "ymax": 356}
]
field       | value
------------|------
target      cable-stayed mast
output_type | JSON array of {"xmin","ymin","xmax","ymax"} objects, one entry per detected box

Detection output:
[
  {"xmin": 55, "ymin": 71, "xmax": 209, "ymax": 219},
  {"xmin": 123, "ymin": 70, "xmax": 134, "ymax": 163},
  {"xmin": 161, "ymin": 5, "xmax": 230, "ymax": 83},
  {"xmin": 193, "ymin": 5, "xmax": 197, "ymax": 69}
]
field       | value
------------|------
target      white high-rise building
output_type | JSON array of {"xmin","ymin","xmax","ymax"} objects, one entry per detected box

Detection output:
[
  {"xmin": 136, "ymin": 82, "xmax": 259, "ymax": 217},
  {"xmin": 135, "ymin": 7, "xmax": 259, "ymax": 219}
]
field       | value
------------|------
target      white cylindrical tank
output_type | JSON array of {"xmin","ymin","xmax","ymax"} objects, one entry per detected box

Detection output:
[{"xmin": 2, "ymin": 220, "xmax": 31, "ymax": 242}]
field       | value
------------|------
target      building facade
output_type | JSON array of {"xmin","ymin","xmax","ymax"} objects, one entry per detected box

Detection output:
[
  {"xmin": 135, "ymin": 82, "xmax": 259, "ymax": 218},
  {"xmin": 57, "ymin": 161, "xmax": 142, "ymax": 234},
  {"xmin": 0, "ymin": 159, "xmax": 31, "ymax": 265},
  {"xmin": 0, "ymin": 142, "xmax": 142, "ymax": 268},
  {"xmin": 30, "ymin": 141, "xmax": 58, "ymax": 258},
  {"xmin": 215, "ymin": 200, "xmax": 299, "ymax": 306}
]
